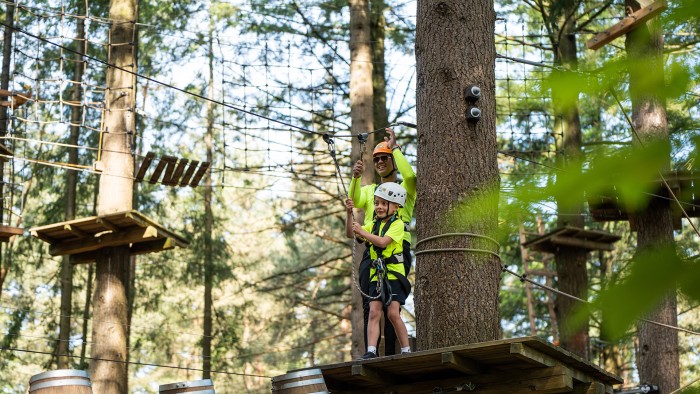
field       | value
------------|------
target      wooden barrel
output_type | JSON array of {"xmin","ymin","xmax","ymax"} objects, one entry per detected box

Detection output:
[
  {"xmin": 28, "ymin": 369, "xmax": 92, "ymax": 394},
  {"xmin": 271, "ymin": 368, "xmax": 328, "ymax": 394},
  {"xmin": 159, "ymin": 379, "xmax": 215, "ymax": 394}
]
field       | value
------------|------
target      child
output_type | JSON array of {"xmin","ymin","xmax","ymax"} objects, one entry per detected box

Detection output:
[{"xmin": 346, "ymin": 182, "xmax": 412, "ymax": 360}]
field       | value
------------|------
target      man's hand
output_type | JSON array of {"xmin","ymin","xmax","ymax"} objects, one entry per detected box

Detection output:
[
  {"xmin": 385, "ymin": 127, "xmax": 397, "ymax": 150},
  {"xmin": 345, "ymin": 198, "xmax": 355, "ymax": 211},
  {"xmin": 352, "ymin": 160, "xmax": 365, "ymax": 178}
]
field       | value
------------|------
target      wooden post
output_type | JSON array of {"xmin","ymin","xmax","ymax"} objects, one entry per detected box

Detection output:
[{"xmin": 89, "ymin": 0, "xmax": 138, "ymax": 392}]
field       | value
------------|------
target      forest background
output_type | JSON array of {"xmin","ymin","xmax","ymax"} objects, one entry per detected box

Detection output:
[{"xmin": 0, "ymin": 0, "xmax": 699, "ymax": 393}]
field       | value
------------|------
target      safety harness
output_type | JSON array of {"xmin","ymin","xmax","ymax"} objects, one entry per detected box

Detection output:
[{"xmin": 365, "ymin": 214, "xmax": 412, "ymax": 307}]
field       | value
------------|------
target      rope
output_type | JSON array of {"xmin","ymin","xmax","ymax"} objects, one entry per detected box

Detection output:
[
  {"xmin": 415, "ymin": 233, "xmax": 502, "ymax": 260},
  {"xmin": 0, "ymin": 346, "xmax": 270, "ymax": 378},
  {"xmin": 324, "ymin": 133, "xmax": 382, "ymax": 300}
]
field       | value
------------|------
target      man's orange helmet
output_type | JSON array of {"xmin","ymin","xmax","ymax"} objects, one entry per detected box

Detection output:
[{"xmin": 373, "ymin": 141, "xmax": 392, "ymax": 156}]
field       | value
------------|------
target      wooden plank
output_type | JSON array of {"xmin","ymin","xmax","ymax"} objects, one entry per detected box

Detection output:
[
  {"xmin": 189, "ymin": 161, "xmax": 210, "ymax": 187},
  {"xmin": 351, "ymin": 364, "xmax": 395, "ymax": 385},
  {"xmin": 510, "ymin": 343, "xmax": 556, "ymax": 368},
  {"xmin": 148, "ymin": 157, "xmax": 169, "ymax": 184},
  {"xmin": 549, "ymin": 235, "xmax": 616, "ymax": 251},
  {"xmin": 30, "ymin": 230, "xmax": 56, "ymax": 244},
  {"xmin": 179, "ymin": 160, "xmax": 199, "ymax": 186},
  {"xmin": 71, "ymin": 238, "xmax": 181, "ymax": 264},
  {"xmin": 572, "ymin": 381, "xmax": 606, "ymax": 394},
  {"xmin": 159, "ymin": 156, "xmax": 178, "ymax": 185},
  {"xmin": 63, "ymin": 224, "xmax": 89, "ymax": 239},
  {"xmin": 441, "ymin": 351, "xmax": 482, "ymax": 375},
  {"xmin": 0, "ymin": 225, "xmax": 23, "ymax": 236},
  {"xmin": 586, "ymin": 0, "xmax": 667, "ymax": 50},
  {"xmin": 134, "ymin": 151, "xmax": 155, "ymax": 182},
  {"xmin": 48, "ymin": 226, "xmax": 164, "ymax": 256},
  {"xmin": 166, "ymin": 159, "xmax": 188, "ymax": 185}
]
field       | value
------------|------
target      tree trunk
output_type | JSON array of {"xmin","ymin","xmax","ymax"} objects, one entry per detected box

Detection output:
[
  {"xmin": 349, "ymin": 0, "xmax": 374, "ymax": 358},
  {"xmin": 57, "ymin": 6, "xmax": 87, "ymax": 368},
  {"xmin": 371, "ymin": 0, "xmax": 388, "ymax": 140},
  {"xmin": 0, "ymin": 0, "xmax": 15, "ymax": 301},
  {"xmin": 625, "ymin": 1, "xmax": 679, "ymax": 392},
  {"xmin": 202, "ymin": 10, "xmax": 215, "ymax": 379},
  {"xmin": 414, "ymin": 0, "xmax": 500, "ymax": 350},
  {"xmin": 548, "ymin": 0, "xmax": 589, "ymax": 360},
  {"xmin": 90, "ymin": 0, "xmax": 137, "ymax": 392}
]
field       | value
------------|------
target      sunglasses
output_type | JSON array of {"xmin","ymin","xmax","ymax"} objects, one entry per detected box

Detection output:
[{"xmin": 373, "ymin": 155, "xmax": 391, "ymax": 163}]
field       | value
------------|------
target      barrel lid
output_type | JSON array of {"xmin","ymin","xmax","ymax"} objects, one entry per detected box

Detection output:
[
  {"xmin": 29, "ymin": 369, "xmax": 90, "ymax": 384},
  {"xmin": 271, "ymin": 368, "xmax": 323, "ymax": 382},
  {"xmin": 30, "ymin": 378, "xmax": 91, "ymax": 392},
  {"xmin": 159, "ymin": 379, "xmax": 214, "ymax": 391}
]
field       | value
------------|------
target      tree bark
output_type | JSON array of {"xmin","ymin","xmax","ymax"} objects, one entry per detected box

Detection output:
[
  {"xmin": 0, "ymin": 0, "xmax": 15, "ymax": 301},
  {"xmin": 549, "ymin": 0, "xmax": 589, "ymax": 360},
  {"xmin": 202, "ymin": 8, "xmax": 215, "ymax": 378},
  {"xmin": 90, "ymin": 0, "xmax": 137, "ymax": 392},
  {"xmin": 625, "ymin": 1, "xmax": 679, "ymax": 392},
  {"xmin": 57, "ymin": 5, "xmax": 87, "ymax": 368},
  {"xmin": 371, "ymin": 0, "xmax": 388, "ymax": 139},
  {"xmin": 349, "ymin": 0, "xmax": 374, "ymax": 358},
  {"xmin": 414, "ymin": 0, "xmax": 500, "ymax": 350}
]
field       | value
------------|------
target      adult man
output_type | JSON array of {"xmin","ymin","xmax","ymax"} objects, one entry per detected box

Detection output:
[{"xmin": 349, "ymin": 127, "xmax": 416, "ymax": 356}]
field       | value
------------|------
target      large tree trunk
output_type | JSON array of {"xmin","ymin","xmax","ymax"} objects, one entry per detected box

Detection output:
[
  {"xmin": 202, "ymin": 11, "xmax": 215, "ymax": 379},
  {"xmin": 414, "ymin": 0, "xmax": 500, "ymax": 350},
  {"xmin": 90, "ymin": 0, "xmax": 137, "ymax": 392},
  {"xmin": 371, "ymin": 0, "xmax": 388, "ymax": 141},
  {"xmin": 349, "ymin": 0, "xmax": 374, "ymax": 358},
  {"xmin": 0, "ymin": 0, "xmax": 15, "ymax": 300},
  {"xmin": 550, "ymin": 1, "xmax": 589, "ymax": 360},
  {"xmin": 625, "ymin": 1, "xmax": 679, "ymax": 391},
  {"xmin": 57, "ymin": 6, "xmax": 87, "ymax": 368}
]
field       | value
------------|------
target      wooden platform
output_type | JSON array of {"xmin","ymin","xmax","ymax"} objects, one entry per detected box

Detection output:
[
  {"xmin": 29, "ymin": 210, "xmax": 189, "ymax": 263},
  {"xmin": 522, "ymin": 226, "xmax": 621, "ymax": 253},
  {"xmin": 588, "ymin": 171, "xmax": 700, "ymax": 229},
  {"xmin": 0, "ymin": 225, "xmax": 23, "ymax": 242},
  {"xmin": 284, "ymin": 337, "xmax": 622, "ymax": 394}
]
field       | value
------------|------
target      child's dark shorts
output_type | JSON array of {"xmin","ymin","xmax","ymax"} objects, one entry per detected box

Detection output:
[{"xmin": 368, "ymin": 279, "xmax": 408, "ymax": 305}]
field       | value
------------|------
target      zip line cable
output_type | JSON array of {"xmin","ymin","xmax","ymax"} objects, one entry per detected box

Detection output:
[
  {"xmin": 608, "ymin": 89, "xmax": 700, "ymax": 238},
  {"xmin": 501, "ymin": 265, "xmax": 700, "ymax": 336},
  {"xmin": 0, "ymin": 346, "xmax": 271, "ymax": 378}
]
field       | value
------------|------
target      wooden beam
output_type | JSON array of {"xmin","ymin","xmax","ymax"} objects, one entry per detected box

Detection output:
[
  {"xmin": 189, "ymin": 161, "xmax": 210, "ymax": 187},
  {"xmin": 71, "ymin": 238, "xmax": 180, "ymax": 264},
  {"xmin": 510, "ymin": 343, "xmax": 556, "ymax": 368},
  {"xmin": 48, "ymin": 226, "xmax": 164, "ymax": 256},
  {"xmin": 549, "ymin": 235, "xmax": 616, "ymax": 251},
  {"xmin": 586, "ymin": 0, "xmax": 667, "ymax": 50},
  {"xmin": 525, "ymin": 269, "xmax": 557, "ymax": 277},
  {"xmin": 350, "ymin": 364, "xmax": 395, "ymax": 385},
  {"xmin": 510, "ymin": 343, "xmax": 596, "ymax": 385},
  {"xmin": 441, "ymin": 351, "xmax": 482, "ymax": 374},
  {"xmin": 0, "ymin": 225, "xmax": 23, "ymax": 236},
  {"xmin": 572, "ymin": 381, "xmax": 606, "ymax": 394},
  {"xmin": 63, "ymin": 224, "xmax": 89, "ymax": 239},
  {"xmin": 179, "ymin": 160, "xmax": 199, "ymax": 186},
  {"xmin": 134, "ymin": 151, "xmax": 155, "ymax": 182},
  {"xmin": 96, "ymin": 218, "xmax": 119, "ymax": 233},
  {"xmin": 30, "ymin": 230, "xmax": 56, "ymax": 244}
]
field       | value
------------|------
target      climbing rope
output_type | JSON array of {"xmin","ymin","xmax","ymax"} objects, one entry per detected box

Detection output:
[{"xmin": 324, "ymin": 132, "xmax": 382, "ymax": 300}]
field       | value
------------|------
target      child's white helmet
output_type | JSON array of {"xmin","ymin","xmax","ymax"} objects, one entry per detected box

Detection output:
[{"xmin": 374, "ymin": 182, "xmax": 407, "ymax": 207}]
